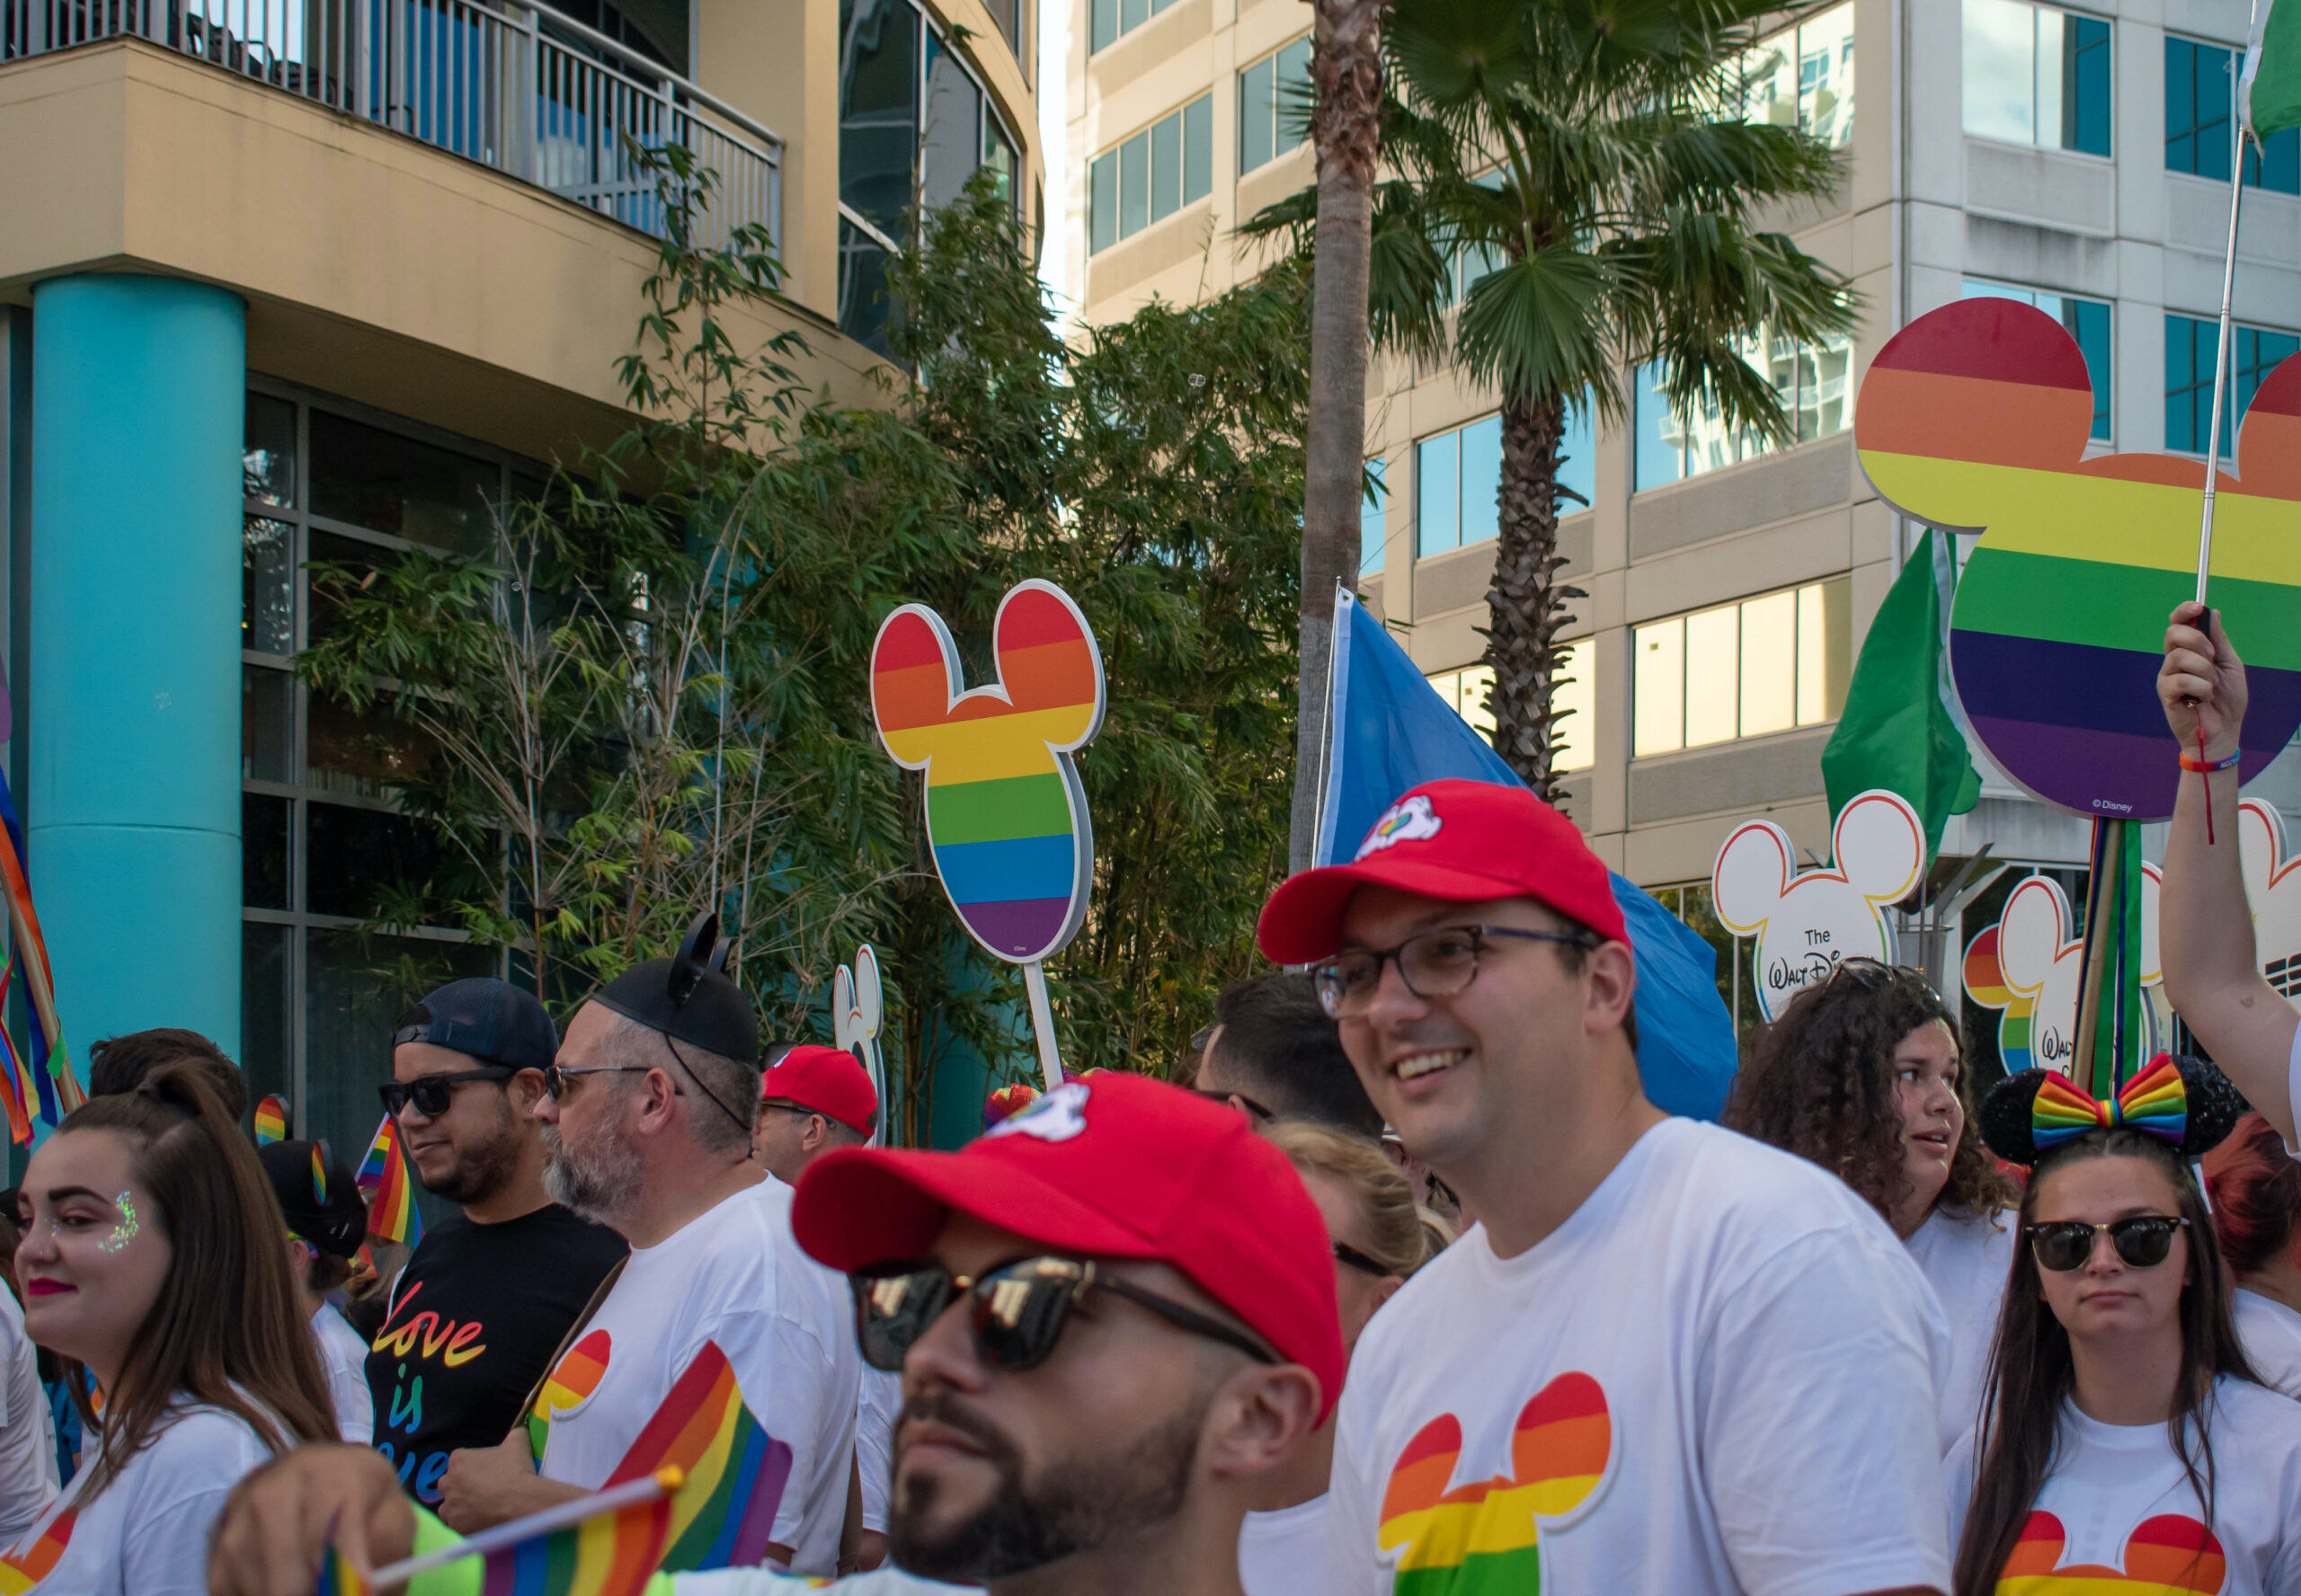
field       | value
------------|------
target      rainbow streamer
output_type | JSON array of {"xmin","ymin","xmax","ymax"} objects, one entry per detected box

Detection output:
[
  {"xmin": 477, "ymin": 1491, "xmax": 670, "ymax": 1596},
  {"xmin": 358, "ymin": 1114, "xmax": 422, "ymax": 1246},
  {"xmin": 0, "ymin": 761, "xmax": 79, "ymax": 1140},
  {"xmin": 314, "ymin": 1541, "xmax": 372, "ymax": 1596},
  {"xmin": 0, "ymin": 1509, "xmax": 75, "ymax": 1594},
  {"xmin": 254, "ymin": 1095, "xmax": 289, "ymax": 1145},
  {"xmin": 605, "ymin": 1342, "xmax": 791, "ymax": 1574},
  {"xmin": 869, "ymin": 581, "xmax": 1106, "ymax": 964}
]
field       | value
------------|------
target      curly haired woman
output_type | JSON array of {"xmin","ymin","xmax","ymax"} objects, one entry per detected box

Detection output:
[{"xmin": 1726, "ymin": 958, "xmax": 2016, "ymax": 1441}]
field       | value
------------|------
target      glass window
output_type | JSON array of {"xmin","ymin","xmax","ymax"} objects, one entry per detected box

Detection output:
[
  {"xmin": 243, "ymin": 666, "xmax": 292, "ymax": 784},
  {"xmin": 1459, "ymin": 415, "xmax": 1502, "ymax": 549},
  {"xmin": 244, "ymin": 517, "xmax": 294, "ymax": 655},
  {"xmin": 1417, "ymin": 428, "xmax": 1460, "ymax": 558},
  {"xmin": 240, "ymin": 922, "xmax": 290, "ymax": 1114},
  {"xmin": 307, "ymin": 695, "xmax": 434, "ymax": 801},
  {"xmin": 244, "ymin": 793, "xmax": 290, "ymax": 910},
  {"xmin": 308, "ymin": 411, "xmax": 496, "ymax": 555},
  {"xmin": 1635, "ymin": 335, "xmax": 1850, "ymax": 490},
  {"xmin": 838, "ymin": 218, "xmax": 896, "ymax": 357},
  {"xmin": 1239, "ymin": 36, "xmax": 1312, "ymax": 173},
  {"xmin": 2166, "ymin": 313, "xmax": 2301, "ymax": 456},
  {"xmin": 1632, "ymin": 580, "xmax": 1851, "ymax": 756},
  {"xmin": 1553, "ymin": 638, "xmax": 1597, "ymax": 772},
  {"xmin": 1734, "ymin": 3, "xmax": 1854, "ymax": 147},
  {"xmin": 838, "ymin": 0, "xmax": 920, "ymax": 235},
  {"xmin": 1092, "ymin": 0, "xmax": 1177, "ymax": 53},
  {"xmin": 1426, "ymin": 666, "xmax": 1496, "ymax": 741},
  {"xmin": 244, "ymin": 394, "xmax": 296, "ymax": 508},
  {"xmin": 1361, "ymin": 457, "xmax": 1387, "ymax": 576},
  {"xmin": 919, "ymin": 32, "xmax": 984, "ymax": 214},
  {"xmin": 983, "ymin": 119, "xmax": 1017, "ymax": 208},
  {"xmin": 1088, "ymin": 96, "xmax": 1215, "ymax": 253},
  {"xmin": 2164, "ymin": 36, "xmax": 2301, "ymax": 192},
  {"xmin": 1962, "ymin": 0, "xmax": 2111, "ymax": 156},
  {"xmin": 1961, "ymin": 280, "xmax": 2113, "ymax": 439},
  {"xmin": 1091, "ymin": 0, "xmax": 1117, "ymax": 52},
  {"xmin": 1558, "ymin": 403, "xmax": 1595, "ymax": 511}
]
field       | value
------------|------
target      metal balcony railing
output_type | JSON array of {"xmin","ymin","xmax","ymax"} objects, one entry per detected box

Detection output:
[{"xmin": 1, "ymin": 0, "xmax": 782, "ymax": 253}]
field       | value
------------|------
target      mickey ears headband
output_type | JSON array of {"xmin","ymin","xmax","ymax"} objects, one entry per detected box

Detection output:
[
  {"xmin": 668, "ymin": 912, "xmax": 733, "ymax": 1006},
  {"xmin": 1978, "ymin": 1053, "xmax": 2248, "ymax": 1166}
]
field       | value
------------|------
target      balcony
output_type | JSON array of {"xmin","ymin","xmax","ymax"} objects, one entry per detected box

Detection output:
[{"xmin": 1, "ymin": 0, "xmax": 781, "ymax": 251}]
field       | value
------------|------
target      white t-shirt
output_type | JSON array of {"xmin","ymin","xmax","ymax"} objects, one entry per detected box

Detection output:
[
  {"xmin": 856, "ymin": 1368, "xmax": 901, "ymax": 1535},
  {"xmin": 671, "ymin": 1569, "xmax": 965, "ymax": 1593},
  {"xmin": 1239, "ymin": 1494, "xmax": 1328, "ymax": 1596},
  {"xmin": 1945, "ymin": 1378, "xmax": 2301, "ymax": 1593},
  {"xmin": 0, "ymin": 1288, "xmax": 56, "ymax": 1546},
  {"xmin": 0, "ymin": 1400, "xmax": 275, "ymax": 1596},
  {"xmin": 1326, "ymin": 1118, "xmax": 1953, "ymax": 1596},
  {"xmin": 2234, "ymin": 1289, "xmax": 2301, "ymax": 1399},
  {"xmin": 533, "ymin": 1179, "xmax": 858, "ymax": 1578},
  {"xmin": 1905, "ymin": 1203, "xmax": 2016, "ymax": 1450},
  {"xmin": 313, "ymin": 1303, "xmax": 375, "ymax": 1445}
]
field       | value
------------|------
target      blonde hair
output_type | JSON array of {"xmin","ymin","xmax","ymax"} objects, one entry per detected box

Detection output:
[{"xmin": 1263, "ymin": 1121, "xmax": 1433, "ymax": 1279}]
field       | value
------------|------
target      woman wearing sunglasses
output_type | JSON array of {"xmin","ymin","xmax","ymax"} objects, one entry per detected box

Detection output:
[
  {"xmin": 1239, "ymin": 1122, "xmax": 1437, "ymax": 1596},
  {"xmin": 1950, "ymin": 1055, "xmax": 2301, "ymax": 1596},
  {"xmin": 1726, "ymin": 956, "xmax": 2015, "ymax": 1438}
]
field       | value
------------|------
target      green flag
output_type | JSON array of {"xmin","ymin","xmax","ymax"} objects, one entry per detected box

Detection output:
[
  {"xmin": 1820, "ymin": 528, "xmax": 1980, "ymax": 864},
  {"xmin": 2244, "ymin": 0, "xmax": 2301, "ymax": 142}
]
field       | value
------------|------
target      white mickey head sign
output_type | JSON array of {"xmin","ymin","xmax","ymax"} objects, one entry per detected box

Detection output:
[
  {"xmin": 2239, "ymin": 800, "xmax": 2301, "ymax": 1002},
  {"xmin": 834, "ymin": 944, "xmax": 890, "ymax": 1147},
  {"xmin": 1711, "ymin": 790, "xmax": 1925, "ymax": 1023}
]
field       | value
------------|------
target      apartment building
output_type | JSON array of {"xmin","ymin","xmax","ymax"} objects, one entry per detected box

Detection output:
[
  {"xmin": 1071, "ymin": 0, "xmax": 2301, "ymax": 1032},
  {"xmin": 0, "ymin": 0, "xmax": 1038, "ymax": 1166}
]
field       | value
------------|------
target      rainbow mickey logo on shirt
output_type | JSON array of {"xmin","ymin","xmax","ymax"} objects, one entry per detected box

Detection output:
[
  {"xmin": 1995, "ymin": 1510, "xmax": 2225, "ymax": 1594},
  {"xmin": 527, "ymin": 1326, "xmax": 611, "ymax": 1461},
  {"xmin": 0, "ymin": 1508, "xmax": 75, "ymax": 1594},
  {"xmin": 1377, "ymin": 1372, "xmax": 1612, "ymax": 1594}
]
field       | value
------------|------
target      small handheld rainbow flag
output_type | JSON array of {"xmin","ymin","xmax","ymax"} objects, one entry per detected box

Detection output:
[
  {"xmin": 357, "ymin": 1114, "xmax": 422, "ymax": 1246},
  {"xmin": 254, "ymin": 1095, "xmax": 290, "ymax": 1145},
  {"xmin": 607, "ymin": 1342, "xmax": 791, "ymax": 1573},
  {"xmin": 367, "ymin": 1470, "xmax": 684, "ymax": 1596},
  {"xmin": 311, "ymin": 1143, "xmax": 332, "ymax": 1205},
  {"xmin": 0, "ymin": 752, "xmax": 80, "ymax": 1143},
  {"xmin": 314, "ymin": 1540, "xmax": 373, "ymax": 1596}
]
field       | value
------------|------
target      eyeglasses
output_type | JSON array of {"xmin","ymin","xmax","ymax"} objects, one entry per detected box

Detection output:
[
  {"xmin": 1333, "ymin": 1240, "xmax": 1390, "ymax": 1278},
  {"xmin": 379, "ymin": 1067, "xmax": 516, "ymax": 1119},
  {"xmin": 1190, "ymin": 1086, "xmax": 1275, "ymax": 1122},
  {"xmin": 2025, "ymin": 1215, "xmax": 2190, "ymax": 1273},
  {"xmin": 850, "ymin": 1255, "xmax": 1280, "ymax": 1375},
  {"xmin": 539, "ymin": 1062, "xmax": 653, "ymax": 1101},
  {"xmin": 1311, "ymin": 925, "xmax": 1597, "ymax": 1019},
  {"xmin": 1822, "ymin": 957, "xmax": 1952, "ymax": 1014}
]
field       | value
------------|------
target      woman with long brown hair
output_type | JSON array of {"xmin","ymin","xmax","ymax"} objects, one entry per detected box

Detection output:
[
  {"xmin": 0, "ymin": 1063, "xmax": 335, "ymax": 1594},
  {"xmin": 1950, "ymin": 1056, "xmax": 2301, "ymax": 1595},
  {"xmin": 1726, "ymin": 957, "xmax": 2016, "ymax": 1435}
]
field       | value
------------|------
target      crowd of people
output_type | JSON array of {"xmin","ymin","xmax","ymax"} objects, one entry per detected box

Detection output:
[{"xmin": 0, "ymin": 607, "xmax": 2279, "ymax": 1594}]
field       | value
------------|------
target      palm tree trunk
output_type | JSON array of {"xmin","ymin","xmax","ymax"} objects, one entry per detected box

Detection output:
[
  {"xmin": 1487, "ymin": 395, "xmax": 1586, "ymax": 803},
  {"xmin": 1288, "ymin": 0, "xmax": 1384, "ymax": 873}
]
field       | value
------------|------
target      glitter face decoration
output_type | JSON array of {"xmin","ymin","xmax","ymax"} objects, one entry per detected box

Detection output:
[{"xmin": 98, "ymin": 1191, "xmax": 138, "ymax": 1255}]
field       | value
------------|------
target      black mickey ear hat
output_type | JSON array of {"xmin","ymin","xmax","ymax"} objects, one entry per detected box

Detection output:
[
  {"xmin": 1977, "ymin": 1056, "xmax": 2251, "ymax": 1168},
  {"xmin": 593, "ymin": 913, "xmax": 759, "ymax": 1065}
]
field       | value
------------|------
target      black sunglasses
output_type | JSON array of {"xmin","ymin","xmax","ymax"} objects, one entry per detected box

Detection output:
[
  {"xmin": 379, "ymin": 1066, "xmax": 515, "ymax": 1118},
  {"xmin": 1190, "ymin": 1086, "xmax": 1275, "ymax": 1122},
  {"xmin": 2025, "ymin": 1215, "xmax": 2190, "ymax": 1273},
  {"xmin": 851, "ymin": 1255, "xmax": 1279, "ymax": 1375},
  {"xmin": 1334, "ymin": 1240, "xmax": 1390, "ymax": 1278}
]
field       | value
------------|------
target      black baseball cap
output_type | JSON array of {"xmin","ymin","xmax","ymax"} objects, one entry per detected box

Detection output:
[
  {"xmin": 393, "ymin": 978, "xmax": 559, "ymax": 1073},
  {"xmin": 258, "ymin": 1139, "xmax": 369, "ymax": 1258}
]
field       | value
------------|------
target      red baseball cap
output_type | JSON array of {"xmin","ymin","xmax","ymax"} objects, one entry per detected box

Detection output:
[
  {"xmin": 791, "ymin": 1072, "xmax": 1346, "ymax": 1421},
  {"xmin": 763, "ymin": 1045, "xmax": 879, "ymax": 1136},
  {"xmin": 1257, "ymin": 778, "xmax": 1628, "ymax": 965}
]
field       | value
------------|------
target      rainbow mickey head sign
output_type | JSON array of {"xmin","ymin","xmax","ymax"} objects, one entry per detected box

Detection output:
[
  {"xmin": 1962, "ymin": 871, "xmax": 2162, "ymax": 1077},
  {"xmin": 1711, "ymin": 790, "xmax": 1925, "ymax": 1023},
  {"xmin": 1855, "ymin": 297, "xmax": 2301, "ymax": 821},
  {"xmin": 871, "ymin": 581, "xmax": 1106, "ymax": 962}
]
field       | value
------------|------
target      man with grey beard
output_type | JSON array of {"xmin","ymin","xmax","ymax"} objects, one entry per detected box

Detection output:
[{"xmin": 431, "ymin": 920, "xmax": 860, "ymax": 1578}]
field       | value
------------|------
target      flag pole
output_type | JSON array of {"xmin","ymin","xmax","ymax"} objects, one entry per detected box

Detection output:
[
  {"xmin": 2199, "ymin": 1, "xmax": 2263, "ymax": 607},
  {"xmin": 366, "ymin": 1467, "xmax": 684, "ymax": 1591}
]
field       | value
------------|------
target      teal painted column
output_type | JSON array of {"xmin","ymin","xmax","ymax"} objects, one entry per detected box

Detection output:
[{"xmin": 29, "ymin": 276, "xmax": 244, "ymax": 1066}]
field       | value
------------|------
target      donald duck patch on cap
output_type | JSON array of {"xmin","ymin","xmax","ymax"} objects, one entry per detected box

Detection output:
[
  {"xmin": 1357, "ymin": 794, "xmax": 1443, "ymax": 859},
  {"xmin": 986, "ymin": 1079, "xmax": 1091, "ymax": 1143}
]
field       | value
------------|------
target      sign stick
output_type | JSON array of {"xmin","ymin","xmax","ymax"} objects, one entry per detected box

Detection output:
[
  {"xmin": 367, "ymin": 1467, "xmax": 683, "ymax": 1592},
  {"xmin": 1022, "ymin": 961, "xmax": 1062, "ymax": 1093},
  {"xmin": 2071, "ymin": 818, "xmax": 2119, "ymax": 1099},
  {"xmin": 2197, "ymin": 18, "xmax": 2259, "ymax": 607}
]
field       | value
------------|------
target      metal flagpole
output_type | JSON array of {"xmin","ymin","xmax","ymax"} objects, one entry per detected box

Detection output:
[{"xmin": 2198, "ymin": 0, "xmax": 2263, "ymax": 606}]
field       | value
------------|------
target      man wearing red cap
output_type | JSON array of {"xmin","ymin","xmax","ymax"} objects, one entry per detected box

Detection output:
[
  {"xmin": 1257, "ymin": 779, "xmax": 1953, "ymax": 1596},
  {"xmin": 753, "ymin": 1045, "xmax": 880, "ymax": 1184},
  {"xmin": 207, "ymin": 1074, "xmax": 1341, "ymax": 1596}
]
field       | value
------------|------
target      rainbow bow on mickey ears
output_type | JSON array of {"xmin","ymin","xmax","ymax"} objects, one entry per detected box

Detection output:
[{"xmin": 2031, "ymin": 1053, "xmax": 2188, "ymax": 1150}]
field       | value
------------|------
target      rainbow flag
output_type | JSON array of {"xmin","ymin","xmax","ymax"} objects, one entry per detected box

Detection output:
[
  {"xmin": 478, "ymin": 1490, "xmax": 671, "ymax": 1596},
  {"xmin": 0, "ymin": 1509, "xmax": 76, "ymax": 1594},
  {"xmin": 1377, "ymin": 1373, "xmax": 1610, "ymax": 1595},
  {"xmin": 1996, "ymin": 1510, "xmax": 2224, "ymax": 1593},
  {"xmin": 254, "ymin": 1095, "xmax": 290, "ymax": 1145},
  {"xmin": 605, "ymin": 1342, "xmax": 791, "ymax": 1573},
  {"xmin": 0, "ymin": 759, "xmax": 79, "ymax": 1139},
  {"xmin": 870, "ymin": 581, "xmax": 1106, "ymax": 964},
  {"xmin": 1856, "ymin": 297, "xmax": 2301, "ymax": 821},
  {"xmin": 357, "ymin": 1114, "xmax": 422, "ymax": 1246},
  {"xmin": 314, "ymin": 1541, "xmax": 372, "ymax": 1596},
  {"xmin": 311, "ymin": 1143, "xmax": 332, "ymax": 1204}
]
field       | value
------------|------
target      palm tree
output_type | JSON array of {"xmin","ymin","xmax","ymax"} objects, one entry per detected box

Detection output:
[
  {"xmin": 1251, "ymin": 0, "xmax": 1856, "ymax": 800},
  {"xmin": 1290, "ymin": 0, "xmax": 1388, "ymax": 872}
]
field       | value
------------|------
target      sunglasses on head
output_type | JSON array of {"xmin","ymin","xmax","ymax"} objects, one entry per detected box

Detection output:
[
  {"xmin": 378, "ymin": 1066, "xmax": 515, "ymax": 1118},
  {"xmin": 850, "ymin": 1255, "xmax": 1279, "ymax": 1376},
  {"xmin": 2025, "ymin": 1215, "xmax": 2189, "ymax": 1273}
]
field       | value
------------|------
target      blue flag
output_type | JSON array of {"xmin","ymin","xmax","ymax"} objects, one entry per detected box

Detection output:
[{"xmin": 1314, "ymin": 590, "xmax": 1738, "ymax": 1120}]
